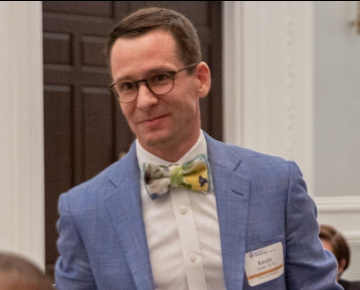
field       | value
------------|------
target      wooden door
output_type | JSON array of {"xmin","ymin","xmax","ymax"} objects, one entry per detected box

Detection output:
[{"xmin": 43, "ymin": 1, "xmax": 222, "ymax": 278}]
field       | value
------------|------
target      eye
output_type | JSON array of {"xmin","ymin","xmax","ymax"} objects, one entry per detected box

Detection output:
[
  {"xmin": 118, "ymin": 81, "xmax": 136, "ymax": 92},
  {"xmin": 149, "ymin": 72, "xmax": 172, "ymax": 85}
]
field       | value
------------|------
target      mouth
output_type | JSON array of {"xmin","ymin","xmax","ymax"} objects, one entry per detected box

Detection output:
[{"xmin": 140, "ymin": 114, "xmax": 167, "ymax": 127}]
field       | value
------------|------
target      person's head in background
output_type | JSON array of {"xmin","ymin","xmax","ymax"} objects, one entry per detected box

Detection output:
[
  {"xmin": 0, "ymin": 252, "xmax": 53, "ymax": 290},
  {"xmin": 319, "ymin": 224, "xmax": 350, "ymax": 282}
]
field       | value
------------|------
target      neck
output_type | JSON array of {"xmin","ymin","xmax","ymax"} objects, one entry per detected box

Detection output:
[{"xmin": 139, "ymin": 130, "xmax": 201, "ymax": 162}]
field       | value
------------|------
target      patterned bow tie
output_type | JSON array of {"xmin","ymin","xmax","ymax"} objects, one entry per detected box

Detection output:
[{"xmin": 142, "ymin": 154, "xmax": 212, "ymax": 200}]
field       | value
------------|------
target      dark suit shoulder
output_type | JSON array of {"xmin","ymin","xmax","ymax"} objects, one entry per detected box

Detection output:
[{"xmin": 339, "ymin": 279, "xmax": 360, "ymax": 290}]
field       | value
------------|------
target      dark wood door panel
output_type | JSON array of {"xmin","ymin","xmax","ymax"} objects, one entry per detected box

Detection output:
[
  {"xmin": 43, "ymin": 1, "xmax": 222, "ymax": 278},
  {"xmin": 44, "ymin": 85, "xmax": 73, "ymax": 266},
  {"xmin": 146, "ymin": 1, "xmax": 211, "ymax": 26},
  {"xmin": 43, "ymin": 1, "xmax": 114, "ymax": 18},
  {"xmin": 83, "ymin": 87, "xmax": 116, "ymax": 180}
]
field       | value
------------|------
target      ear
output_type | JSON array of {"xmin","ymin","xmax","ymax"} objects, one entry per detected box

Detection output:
[
  {"xmin": 194, "ymin": 62, "xmax": 211, "ymax": 98},
  {"xmin": 338, "ymin": 258, "xmax": 347, "ymax": 274}
]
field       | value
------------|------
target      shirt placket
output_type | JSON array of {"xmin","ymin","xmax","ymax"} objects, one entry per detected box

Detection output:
[{"xmin": 170, "ymin": 188, "xmax": 207, "ymax": 290}]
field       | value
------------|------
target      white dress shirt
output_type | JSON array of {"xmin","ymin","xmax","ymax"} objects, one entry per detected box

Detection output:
[{"xmin": 136, "ymin": 131, "xmax": 226, "ymax": 290}]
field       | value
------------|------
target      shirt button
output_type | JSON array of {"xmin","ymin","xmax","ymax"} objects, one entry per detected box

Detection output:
[
  {"xmin": 189, "ymin": 253, "xmax": 197, "ymax": 262},
  {"xmin": 180, "ymin": 206, "xmax": 187, "ymax": 214}
]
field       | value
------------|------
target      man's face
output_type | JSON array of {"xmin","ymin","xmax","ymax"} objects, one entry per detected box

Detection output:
[{"xmin": 110, "ymin": 29, "xmax": 209, "ymax": 160}]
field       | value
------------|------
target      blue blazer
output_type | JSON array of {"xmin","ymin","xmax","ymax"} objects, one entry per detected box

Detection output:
[{"xmin": 55, "ymin": 133, "xmax": 342, "ymax": 290}]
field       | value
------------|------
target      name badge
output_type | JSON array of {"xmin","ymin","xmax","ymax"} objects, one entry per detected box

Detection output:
[{"xmin": 245, "ymin": 242, "xmax": 284, "ymax": 287}]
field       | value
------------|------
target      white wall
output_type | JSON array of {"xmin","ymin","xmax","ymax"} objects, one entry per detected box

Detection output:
[
  {"xmin": 314, "ymin": 1, "xmax": 360, "ymax": 198},
  {"xmin": 314, "ymin": 1, "xmax": 360, "ymax": 280},
  {"xmin": 223, "ymin": 1, "xmax": 360, "ymax": 281},
  {"xmin": 0, "ymin": 1, "xmax": 44, "ymax": 269},
  {"xmin": 224, "ymin": 1, "xmax": 315, "ymax": 195}
]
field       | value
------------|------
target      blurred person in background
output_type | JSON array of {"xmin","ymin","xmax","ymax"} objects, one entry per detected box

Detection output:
[
  {"xmin": 0, "ymin": 252, "xmax": 53, "ymax": 290},
  {"xmin": 320, "ymin": 224, "xmax": 360, "ymax": 290}
]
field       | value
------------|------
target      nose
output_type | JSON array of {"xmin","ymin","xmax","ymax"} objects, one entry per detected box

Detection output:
[{"xmin": 136, "ymin": 82, "xmax": 158, "ymax": 110}]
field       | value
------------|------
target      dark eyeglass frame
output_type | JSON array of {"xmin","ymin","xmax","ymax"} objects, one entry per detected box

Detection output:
[{"xmin": 108, "ymin": 62, "xmax": 199, "ymax": 103}]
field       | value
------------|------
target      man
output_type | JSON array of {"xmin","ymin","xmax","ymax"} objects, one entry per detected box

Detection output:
[
  {"xmin": 0, "ymin": 252, "xmax": 53, "ymax": 290},
  {"xmin": 55, "ymin": 7, "xmax": 343, "ymax": 290}
]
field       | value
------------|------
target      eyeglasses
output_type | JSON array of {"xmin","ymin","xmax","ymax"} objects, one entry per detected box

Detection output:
[{"xmin": 108, "ymin": 63, "xmax": 199, "ymax": 103}]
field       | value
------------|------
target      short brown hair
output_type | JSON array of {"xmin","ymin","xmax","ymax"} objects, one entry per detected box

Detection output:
[
  {"xmin": 0, "ymin": 253, "xmax": 53, "ymax": 290},
  {"xmin": 106, "ymin": 7, "xmax": 202, "ymax": 68},
  {"xmin": 319, "ymin": 224, "xmax": 350, "ymax": 271}
]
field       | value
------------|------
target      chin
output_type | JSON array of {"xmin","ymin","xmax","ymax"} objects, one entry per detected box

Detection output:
[
  {"xmin": 142, "ymin": 132, "xmax": 173, "ymax": 148},
  {"xmin": 145, "ymin": 137, "xmax": 168, "ymax": 147}
]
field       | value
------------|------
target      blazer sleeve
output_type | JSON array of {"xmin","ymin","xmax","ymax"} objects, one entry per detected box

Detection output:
[
  {"xmin": 55, "ymin": 193, "xmax": 97, "ymax": 290},
  {"xmin": 284, "ymin": 161, "xmax": 343, "ymax": 290}
]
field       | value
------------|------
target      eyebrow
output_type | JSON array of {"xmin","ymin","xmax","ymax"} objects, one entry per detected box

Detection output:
[{"xmin": 113, "ymin": 66, "xmax": 176, "ymax": 83}]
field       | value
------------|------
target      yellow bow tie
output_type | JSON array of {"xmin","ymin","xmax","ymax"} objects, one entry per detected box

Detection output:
[{"xmin": 142, "ymin": 154, "xmax": 212, "ymax": 200}]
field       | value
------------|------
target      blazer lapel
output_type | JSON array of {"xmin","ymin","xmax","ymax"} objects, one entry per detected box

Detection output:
[
  {"xmin": 104, "ymin": 145, "xmax": 154, "ymax": 290},
  {"xmin": 206, "ymin": 133, "xmax": 251, "ymax": 290}
]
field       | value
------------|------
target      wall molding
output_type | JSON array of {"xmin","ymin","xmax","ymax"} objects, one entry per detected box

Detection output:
[
  {"xmin": 345, "ymin": 231, "xmax": 360, "ymax": 247},
  {"xmin": 223, "ymin": 1, "xmax": 243, "ymax": 146},
  {"xmin": 315, "ymin": 196, "xmax": 360, "ymax": 246},
  {"xmin": 315, "ymin": 196, "xmax": 360, "ymax": 212},
  {"xmin": 285, "ymin": 1, "xmax": 296, "ymax": 161}
]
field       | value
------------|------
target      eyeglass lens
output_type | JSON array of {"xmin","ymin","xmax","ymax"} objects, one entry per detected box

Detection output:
[{"xmin": 113, "ymin": 71, "xmax": 174, "ymax": 102}]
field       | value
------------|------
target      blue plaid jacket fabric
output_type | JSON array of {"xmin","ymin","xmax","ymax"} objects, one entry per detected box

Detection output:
[{"xmin": 55, "ymin": 132, "xmax": 343, "ymax": 290}]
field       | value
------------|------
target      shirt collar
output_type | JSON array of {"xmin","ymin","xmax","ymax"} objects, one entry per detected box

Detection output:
[{"xmin": 136, "ymin": 130, "xmax": 208, "ymax": 169}]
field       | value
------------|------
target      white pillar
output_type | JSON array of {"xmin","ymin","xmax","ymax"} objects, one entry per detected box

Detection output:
[
  {"xmin": 223, "ymin": 1, "xmax": 243, "ymax": 146},
  {"xmin": 0, "ymin": 1, "xmax": 44, "ymax": 269},
  {"xmin": 223, "ymin": 1, "xmax": 314, "ymax": 195}
]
